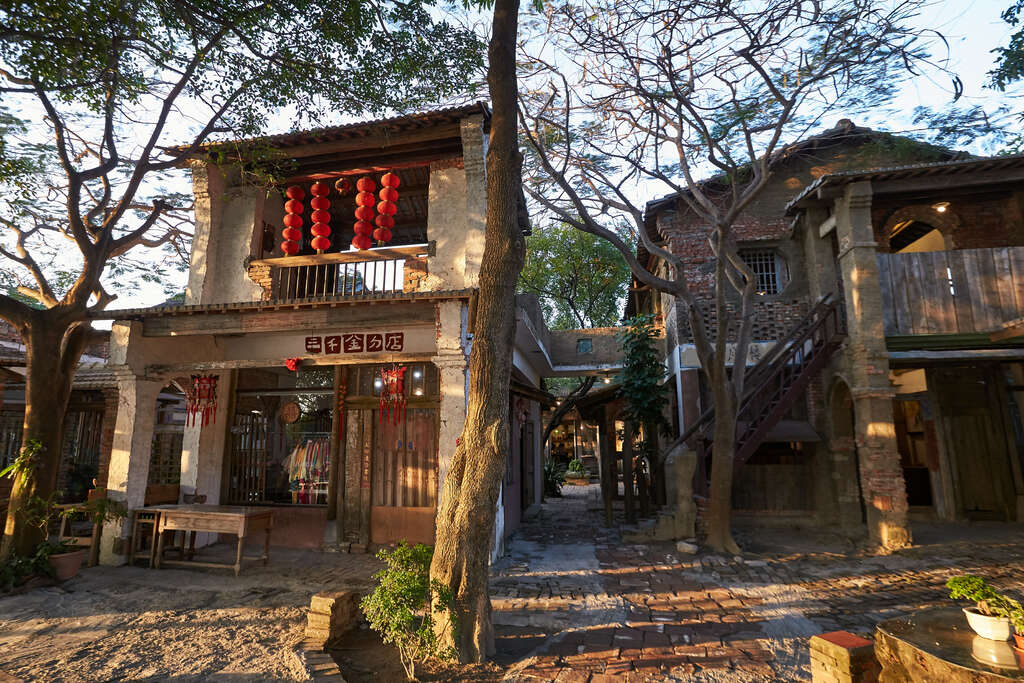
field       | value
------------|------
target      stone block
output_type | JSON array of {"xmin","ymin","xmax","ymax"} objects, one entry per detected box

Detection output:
[
  {"xmin": 809, "ymin": 631, "xmax": 879, "ymax": 683},
  {"xmin": 305, "ymin": 590, "xmax": 361, "ymax": 647}
]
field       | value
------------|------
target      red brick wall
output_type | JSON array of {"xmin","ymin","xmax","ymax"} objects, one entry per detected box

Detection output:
[{"xmin": 872, "ymin": 192, "xmax": 1024, "ymax": 252}]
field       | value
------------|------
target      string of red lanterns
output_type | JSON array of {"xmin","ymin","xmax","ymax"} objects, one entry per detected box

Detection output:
[
  {"xmin": 282, "ymin": 186, "xmax": 304, "ymax": 255},
  {"xmin": 352, "ymin": 176, "xmax": 376, "ymax": 251},
  {"xmin": 374, "ymin": 172, "xmax": 400, "ymax": 245},
  {"xmin": 309, "ymin": 181, "xmax": 331, "ymax": 252}
]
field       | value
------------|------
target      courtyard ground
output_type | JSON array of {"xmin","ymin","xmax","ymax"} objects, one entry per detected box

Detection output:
[{"xmin": 0, "ymin": 485, "xmax": 1022, "ymax": 682}]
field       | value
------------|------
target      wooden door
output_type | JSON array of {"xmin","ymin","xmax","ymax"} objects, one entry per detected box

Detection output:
[
  {"xmin": 521, "ymin": 421, "xmax": 535, "ymax": 512},
  {"xmin": 370, "ymin": 407, "xmax": 438, "ymax": 544},
  {"xmin": 932, "ymin": 366, "xmax": 1016, "ymax": 520}
]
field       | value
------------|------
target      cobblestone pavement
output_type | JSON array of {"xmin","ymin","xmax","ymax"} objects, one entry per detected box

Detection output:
[{"xmin": 491, "ymin": 484, "xmax": 1024, "ymax": 682}]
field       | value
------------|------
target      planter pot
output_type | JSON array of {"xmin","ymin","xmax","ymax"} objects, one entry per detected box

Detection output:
[
  {"xmin": 1013, "ymin": 632, "xmax": 1024, "ymax": 650},
  {"xmin": 971, "ymin": 635, "xmax": 1018, "ymax": 668},
  {"xmin": 48, "ymin": 549, "xmax": 87, "ymax": 582},
  {"xmin": 963, "ymin": 607, "xmax": 1012, "ymax": 641}
]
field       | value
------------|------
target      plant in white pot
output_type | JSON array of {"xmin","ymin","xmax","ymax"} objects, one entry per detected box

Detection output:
[{"xmin": 947, "ymin": 575, "xmax": 1022, "ymax": 641}]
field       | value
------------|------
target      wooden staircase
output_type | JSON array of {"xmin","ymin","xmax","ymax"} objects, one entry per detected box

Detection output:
[{"xmin": 676, "ymin": 294, "xmax": 847, "ymax": 481}]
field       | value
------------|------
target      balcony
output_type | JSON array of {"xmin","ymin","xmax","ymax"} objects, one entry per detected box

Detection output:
[
  {"xmin": 877, "ymin": 246, "xmax": 1024, "ymax": 337},
  {"xmin": 248, "ymin": 243, "xmax": 433, "ymax": 301}
]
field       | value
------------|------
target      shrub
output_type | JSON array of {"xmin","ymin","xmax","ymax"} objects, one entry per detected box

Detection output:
[
  {"xmin": 543, "ymin": 459, "xmax": 565, "ymax": 497},
  {"xmin": 360, "ymin": 542, "xmax": 456, "ymax": 681},
  {"xmin": 567, "ymin": 458, "xmax": 585, "ymax": 475}
]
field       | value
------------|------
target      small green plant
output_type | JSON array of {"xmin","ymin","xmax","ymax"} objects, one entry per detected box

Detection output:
[
  {"xmin": 543, "ymin": 459, "xmax": 565, "ymax": 497},
  {"xmin": 567, "ymin": 458, "xmax": 585, "ymax": 476},
  {"xmin": 0, "ymin": 438, "xmax": 43, "ymax": 480},
  {"xmin": 360, "ymin": 542, "xmax": 456, "ymax": 681},
  {"xmin": 947, "ymin": 575, "xmax": 1024, "ymax": 633}
]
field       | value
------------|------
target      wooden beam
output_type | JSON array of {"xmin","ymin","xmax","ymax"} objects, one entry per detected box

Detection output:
[
  {"xmin": 991, "ymin": 320, "xmax": 1024, "ymax": 342},
  {"xmin": 250, "ymin": 243, "xmax": 433, "ymax": 268}
]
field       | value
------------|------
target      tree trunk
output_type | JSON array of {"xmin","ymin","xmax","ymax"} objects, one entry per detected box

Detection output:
[
  {"xmin": 542, "ymin": 376, "xmax": 595, "ymax": 447},
  {"xmin": 428, "ymin": 0, "xmax": 524, "ymax": 662},
  {"xmin": 1, "ymin": 317, "xmax": 79, "ymax": 560},
  {"xmin": 705, "ymin": 377, "xmax": 740, "ymax": 555}
]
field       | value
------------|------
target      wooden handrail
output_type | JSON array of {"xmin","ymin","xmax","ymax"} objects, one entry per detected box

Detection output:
[{"xmin": 250, "ymin": 242, "xmax": 433, "ymax": 268}]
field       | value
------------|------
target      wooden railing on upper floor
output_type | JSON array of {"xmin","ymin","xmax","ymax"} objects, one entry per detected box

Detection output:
[
  {"xmin": 876, "ymin": 246, "xmax": 1024, "ymax": 336},
  {"xmin": 248, "ymin": 243, "xmax": 433, "ymax": 301}
]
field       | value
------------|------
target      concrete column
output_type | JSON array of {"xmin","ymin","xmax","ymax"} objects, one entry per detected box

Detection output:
[
  {"xmin": 433, "ymin": 354, "xmax": 469, "ymax": 491},
  {"xmin": 100, "ymin": 377, "xmax": 163, "ymax": 565},
  {"xmin": 834, "ymin": 181, "xmax": 910, "ymax": 549}
]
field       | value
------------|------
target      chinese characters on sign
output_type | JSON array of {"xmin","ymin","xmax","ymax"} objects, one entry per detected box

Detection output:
[{"xmin": 304, "ymin": 332, "xmax": 404, "ymax": 355}]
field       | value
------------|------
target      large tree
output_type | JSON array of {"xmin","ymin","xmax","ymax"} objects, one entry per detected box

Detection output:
[
  {"xmin": 428, "ymin": 0, "xmax": 527, "ymax": 663},
  {"xmin": 519, "ymin": 0, "xmax": 955, "ymax": 553},
  {"xmin": 0, "ymin": 0, "xmax": 483, "ymax": 559}
]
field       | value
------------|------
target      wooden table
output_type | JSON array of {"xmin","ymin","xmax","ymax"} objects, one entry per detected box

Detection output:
[{"xmin": 153, "ymin": 505, "xmax": 274, "ymax": 576}]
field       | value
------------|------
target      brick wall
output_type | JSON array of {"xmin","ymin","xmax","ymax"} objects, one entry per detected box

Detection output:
[{"xmin": 872, "ymin": 191, "xmax": 1024, "ymax": 252}]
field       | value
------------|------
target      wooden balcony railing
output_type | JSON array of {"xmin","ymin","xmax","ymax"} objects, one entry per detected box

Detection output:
[
  {"xmin": 877, "ymin": 247, "xmax": 1024, "ymax": 336},
  {"xmin": 248, "ymin": 243, "xmax": 432, "ymax": 301}
]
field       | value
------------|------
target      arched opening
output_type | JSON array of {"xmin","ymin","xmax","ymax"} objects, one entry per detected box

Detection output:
[
  {"xmin": 889, "ymin": 220, "xmax": 946, "ymax": 253},
  {"xmin": 829, "ymin": 378, "xmax": 866, "ymax": 524}
]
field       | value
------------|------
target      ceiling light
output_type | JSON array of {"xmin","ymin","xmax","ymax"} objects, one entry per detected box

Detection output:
[
  {"xmin": 933, "ymin": 201, "xmax": 950, "ymax": 213},
  {"xmin": 603, "ymin": 377, "xmax": 611, "ymax": 384}
]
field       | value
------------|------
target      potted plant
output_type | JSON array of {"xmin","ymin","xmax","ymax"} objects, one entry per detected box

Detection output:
[
  {"xmin": 566, "ymin": 457, "xmax": 587, "ymax": 481},
  {"xmin": 37, "ymin": 539, "xmax": 87, "ymax": 581},
  {"xmin": 947, "ymin": 575, "xmax": 1022, "ymax": 641}
]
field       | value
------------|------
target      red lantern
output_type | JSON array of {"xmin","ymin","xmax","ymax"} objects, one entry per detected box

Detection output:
[
  {"xmin": 311, "ymin": 236, "xmax": 331, "ymax": 251},
  {"xmin": 283, "ymin": 213, "xmax": 303, "ymax": 229},
  {"xmin": 285, "ymin": 357, "xmax": 301, "ymax": 372},
  {"xmin": 335, "ymin": 178, "xmax": 353, "ymax": 194},
  {"xmin": 311, "ymin": 209, "xmax": 331, "ymax": 224},
  {"xmin": 380, "ymin": 365, "xmax": 408, "ymax": 425},
  {"xmin": 310, "ymin": 196, "xmax": 330, "ymax": 211},
  {"xmin": 373, "ymin": 228, "xmax": 392, "ymax": 243},
  {"xmin": 355, "ymin": 206, "xmax": 375, "ymax": 221},
  {"xmin": 379, "ymin": 186, "xmax": 399, "ymax": 202},
  {"xmin": 377, "ymin": 200, "xmax": 397, "ymax": 216},
  {"xmin": 285, "ymin": 199, "xmax": 304, "ymax": 214},
  {"xmin": 282, "ymin": 240, "xmax": 300, "ymax": 255},
  {"xmin": 283, "ymin": 227, "xmax": 302, "ymax": 242},
  {"xmin": 311, "ymin": 223, "xmax": 330, "ymax": 237},
  {"xmin": 286, "ymin": 185, "xmax": 306, "ymax": 200},
  {"xmin": 375, "ymin": 214, "xmax": 395, "ymax": 229},
  {"xmin": 310, "ymin": 181, "xmax": 330, "ymax": 196},
  {"xmin": 352, "ymin": 234, "xmax": 373, "ymax": 250},
  {"xmin": 356, "ymin": 177, "xmax": 376, "ymax": 192},
  {"xmin": 381, "ymin": 172, "xmax": 400, "ymax": 189},
  {"xmin": 353, "ymin": 220, "xmax": 373, "ymax": 235},
  {"xmin": 283, "ymin": 190, "xmax": 305, "ymax": 255},
  {"xmin": 356, "ymin": 191, "xmax": 375, "ymax": 207}
]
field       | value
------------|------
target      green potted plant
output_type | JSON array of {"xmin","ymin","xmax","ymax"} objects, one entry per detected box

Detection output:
[
  {"xmin": 566, "ymin": 457, "xmax": 587, "ymax": 481},
  {"xmin": 947, "ymin": 575, "xmax": 1022, "ymax": 641}
]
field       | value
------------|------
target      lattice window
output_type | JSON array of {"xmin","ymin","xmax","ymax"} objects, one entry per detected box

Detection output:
[{"xmin": 739, "ymin": 248, "xmax": 787, "ymax": 295}]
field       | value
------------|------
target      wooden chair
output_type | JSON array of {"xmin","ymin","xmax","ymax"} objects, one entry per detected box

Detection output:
[{"xmin": 128, "ymin": 484, "xmax": 181, "ymax": 567}]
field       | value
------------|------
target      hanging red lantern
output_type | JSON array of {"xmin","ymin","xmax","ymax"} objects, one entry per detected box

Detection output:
[
  {"xmin": 304, "ymin": 181, "xmax": 331, "ymax": 252},
  {"xmin": 310, "ymin": 223, "xmax": 330, "ymax": 237},
  {"xmin": 187, "ymin": 374, "xmax": 219, "ymax": 427},
  {"xmin": 311, "ymin": 236, "xmax": 331, "ymax": 251},
  {"xmin": 310, "ymin": 196, "xmax": 330, "ymax": 211},
  {"xmin": 354, "ymin": 206, "xmax": 375, "ymax": 222},
  {"xmin": 356, "ymin": 191, "xmax": 375, "ymax": 207},
  {"xmin": 381, "ymin": 172, "xmax": 400, "ymax": 189},
  {"xmin": 310, "ymin": 181, "xmax": 330, "ymax": 196},
  {"xmin": 380, "ymin": 365, "xmax": 408, "ymax": 425},
  {"xmin": 352, "ymin": 234, "xmax": 373, "ymax": 251},
  {"xmin": 373, "ymin": 227, "xmax": 392, "ymax": 243},
  {"xmin": 311, "ymin": 209, "xmax": 331, "ymax": 224},
  {"xmin": 375, "ymin": 214, "xmax": 395, "ymax": 229},
  {"xmin": 356, "ymin": 176, "xmax": 377, "ymax": 192},
  {"xmin": 379, "ymin": 186, "xmax": 399, "ymax": 202},
  {"xmin": 282, "ymin": 187, "xmax": 305, "ymax": 256},
  {"xmin": 377, "ymin": 200, "xmax": 397, "ymax": 216},
  {"xmin": 335, "ymin": 177, "xmax": 353, "ymax": 194},
  {"xmin": 353, "ymin": 220, "xmax": 373, "ymax": 235}
]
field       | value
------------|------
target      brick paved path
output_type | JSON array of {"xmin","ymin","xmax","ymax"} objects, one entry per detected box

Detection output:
[{"xmin": 491, "ymin": 484, "xmax": 1024, "ymax": 682}]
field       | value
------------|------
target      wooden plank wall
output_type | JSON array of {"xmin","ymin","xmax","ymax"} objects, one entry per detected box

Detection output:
[{"xmin": 877, "ymin": 247, "xmax": 1024, "ymax": 336}]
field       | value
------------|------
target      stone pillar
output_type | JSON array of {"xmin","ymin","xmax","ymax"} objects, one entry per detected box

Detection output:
[
  {"xmin": 460, "ymin": 115, "xmax": 488, "ymax": 288},
  {"xmin": 434, "ymin": 354, "xmax": 469, "ymax": 491},
  {"xmin": 100, "ymin": 377, "xmax": 163, "ymax": 565},
  {"xmin": 834, "ymin": 182, "xmax": 910, "ymax": 549}
]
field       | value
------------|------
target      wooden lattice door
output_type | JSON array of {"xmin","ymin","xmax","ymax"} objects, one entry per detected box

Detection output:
[{"xmin": 370, "ymin": 407, "xmax": 438, "ymax": 544}]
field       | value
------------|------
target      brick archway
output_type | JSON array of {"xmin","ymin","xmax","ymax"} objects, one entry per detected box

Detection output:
[
  {"xmin": 880, "ymin": 204, "xmax": 961, "ymax": 251},
  {"xmin": 827, "ymin": 376, "xmax": 866, "ymax": 528}
]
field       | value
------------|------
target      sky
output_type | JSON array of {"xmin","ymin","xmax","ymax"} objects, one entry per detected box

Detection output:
[{"xmin": 3, "ymin": 0, "xmax": 1021, "ymax": 319}]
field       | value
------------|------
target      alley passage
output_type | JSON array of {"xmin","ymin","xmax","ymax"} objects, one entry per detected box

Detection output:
[{"xmin": 490, "ymin": 484, "xmax": 1024, "ymax": 682}]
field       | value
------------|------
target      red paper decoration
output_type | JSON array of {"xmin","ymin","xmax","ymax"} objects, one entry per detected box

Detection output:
[
  {"xmin": 282, "ymin": 186, "xmax": 304, "ymax": 256},
  {"xmin": 352, "ymin": 234, "xmax": 373, "ymax": 250},
  {"xmin": 285, "ymin": 357, "xmax": 301, "ymax": 372},
  {"xmin": 379, "ymin": 186, "xmax": 398, "ymax": 202},
  {"xmin": 377, "ymin": 200, "xmax": 397, "ymax": 216},
  {"xmin": 374, "ymin": 172, "xmax": 400, "ymax": 246},
  {"xmin": 373, "ymin": 228, "xmax": 392, "ymax": 243},
  {"xmin": 335, "ymin": 177, "xmax": 353, "ymax": 194},
  {"xmin": 356, "ymin": 191, "xmax": 375, "ymax": 207},
  {"xmin": 351, "ymin": 175, "xmax": 379, "ymax": 251},
  {"xmin": 380, "ymin": 365, "xmax": 408, "ymax": 425},
  {"xmin": 353, "ymin": 220, "xmax": 373, "ymax": 235},
  {"xmin": 354, "ymin": 206, "xmax": 375, "ymax": 221},
  {"xmin": 308, "ymin": 181, "xmax": 331, "ymax": 253},
  {"xmin": 357, "ymin": 177, "xmax": 377, "ymax": 192},
  {"xmin": 381, "ymin": 172, "xmax": 400, "ymax": 189},
  {"xmin": 375, "ymin": 214, "xmax": 395, "ymax": 229},
  {"xmin": 186, "ymin": 374, "xmax": 219, "ymax": 427}
]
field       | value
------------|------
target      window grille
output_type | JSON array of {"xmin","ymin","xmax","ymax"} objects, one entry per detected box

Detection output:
[{"xmin": 739, "ymin": 249, "xmax": 786, "ymax": 295}]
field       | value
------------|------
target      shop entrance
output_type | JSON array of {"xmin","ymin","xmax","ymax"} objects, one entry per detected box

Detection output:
[{"xmin": 370, "ymin": 407, "xmax": 438, "ymax": 544}]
